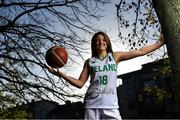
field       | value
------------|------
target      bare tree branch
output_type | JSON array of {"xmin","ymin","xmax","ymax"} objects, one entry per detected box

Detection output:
[{"xmin": 0, "ymin": 0, "xmax": 111, "ymax": 106}]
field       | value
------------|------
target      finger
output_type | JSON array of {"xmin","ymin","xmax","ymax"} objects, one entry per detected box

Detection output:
[
  {"xmin": 57, "ymin": 68, "xmax": 60, "ymax": 72},
  {"xmin": 48, "ymin": 68, "xmax": 53, "ymax": 73},
  {"xmin": 48, "ymin": 67, "xmax": 56, "ymax": 73},
  {"xmin": 45, "ymin": 65, "xmax": 50, "ymax": 69}
]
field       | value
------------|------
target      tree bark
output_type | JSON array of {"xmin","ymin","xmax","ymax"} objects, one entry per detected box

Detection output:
[{"xmin": 152, "ymin": 0, "xmax": 180, "ymax": 113}]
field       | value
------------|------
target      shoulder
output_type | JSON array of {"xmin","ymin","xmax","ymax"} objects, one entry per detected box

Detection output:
[
  {"xmin": 85, "ymin": 58, "xmax": 90, "ymax": 65},
  {"xmin": 84, "ymin": 58, "xmax": 93, "ymax": 66},
  {"xmin": 82, "ymin": 59, "xmax": 90, "ymax": 71},
  {"xmin": 112, "ymin": 52, "xmax": 124, "ymax": 64}
]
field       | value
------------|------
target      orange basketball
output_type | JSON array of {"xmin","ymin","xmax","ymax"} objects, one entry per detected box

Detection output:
[{"xmin": 45, "ymin": 46, "xmax": 68, "ymax": 68}]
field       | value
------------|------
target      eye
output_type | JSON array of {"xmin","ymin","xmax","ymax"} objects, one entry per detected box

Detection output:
[{"xmin": 96, "ymin": 39, "xmax": 100, "ymax": 43}]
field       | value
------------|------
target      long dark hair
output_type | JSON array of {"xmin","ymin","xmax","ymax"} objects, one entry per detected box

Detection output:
[{"xmin": 91, "ymin": 32, "xmax": 113, "ymax": 57}]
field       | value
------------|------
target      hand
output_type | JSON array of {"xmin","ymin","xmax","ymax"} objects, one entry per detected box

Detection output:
[{"xmin": 47, "ymin": 66, "xmax": 61, "ymax": 76}]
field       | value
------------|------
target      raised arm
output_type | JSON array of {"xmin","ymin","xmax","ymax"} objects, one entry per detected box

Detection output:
[
  {"xmin": 113, "ymin": 33, "xmax": 165, "ymax": 64},
  {"xmin": 48, "ymin": 59, "xmax": 90, "ymax": 88}
]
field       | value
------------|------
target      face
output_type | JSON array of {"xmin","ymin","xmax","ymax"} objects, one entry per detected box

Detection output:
[{"xmin": 95, "ymin": 34, "xmax": 107, "ymax": 51}]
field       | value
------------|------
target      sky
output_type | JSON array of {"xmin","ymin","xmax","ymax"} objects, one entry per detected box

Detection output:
[
  {"xmin": 50, "ymin": 1, "xmax": 161, "ymax": 103},
  {"xmin": 63, "ymin": 1, "xmax": 156, "ymax": 77},
  {"xmin": 48, "ymin": 1, "xmax": 166, "ymax": 103}
]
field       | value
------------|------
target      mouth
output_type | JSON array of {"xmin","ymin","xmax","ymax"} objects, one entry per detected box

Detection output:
[
  {"xmin": 97, "ymin": 43, "xmax": 106, "ymax": 49},
  {"xmin": 97, "ymin": 44, "xmax": 103, "ymax": 47}
]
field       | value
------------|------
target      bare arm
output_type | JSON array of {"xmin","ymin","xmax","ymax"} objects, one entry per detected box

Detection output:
[
  {"xmin": 48, "ymin": 59, "xmax": 90, "ymax": 88},
  {"xmin": 113, "ymin": 33, "xmax": 165, "ymax": 63}
]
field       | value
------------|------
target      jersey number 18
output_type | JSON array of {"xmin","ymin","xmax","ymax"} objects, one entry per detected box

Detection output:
[{"xmin": 99, "ymin": 75, "xmax": 108, "ymax": 85}]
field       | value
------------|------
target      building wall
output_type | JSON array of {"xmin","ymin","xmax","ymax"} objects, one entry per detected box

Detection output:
[{"xmin": 117, "ymin": 59, "xmax": 177, "ymax": 119}]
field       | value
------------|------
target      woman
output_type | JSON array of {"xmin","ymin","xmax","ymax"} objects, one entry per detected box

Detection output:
[{"xmin": 48, "ymin": 31, "xmax": 164, "ymax": 119}]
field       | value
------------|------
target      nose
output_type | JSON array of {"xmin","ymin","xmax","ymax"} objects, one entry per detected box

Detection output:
[{"xmin": 99, "ymin": 39, "xmax": 103, "ymax": 44}]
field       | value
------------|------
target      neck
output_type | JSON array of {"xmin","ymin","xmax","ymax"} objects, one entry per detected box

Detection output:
[{"xmin": 98, "ymin": 50, "xmax": 107, "ymax": 59}]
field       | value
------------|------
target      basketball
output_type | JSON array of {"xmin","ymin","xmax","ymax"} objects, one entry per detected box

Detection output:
[{"xmin": 45, "ymin": 46, "xmax": 68, "ymax": 68}]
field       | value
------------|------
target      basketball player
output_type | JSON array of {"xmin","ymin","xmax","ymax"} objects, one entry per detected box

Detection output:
[{"xmin": 48, "ymin": 31, "xmax": 164, "ymax": 119}]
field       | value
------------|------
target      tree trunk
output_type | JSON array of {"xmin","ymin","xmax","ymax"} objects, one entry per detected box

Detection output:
[{"xmin": 152, "ymin": 0, "xmax": 180, "ymax": 113}]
